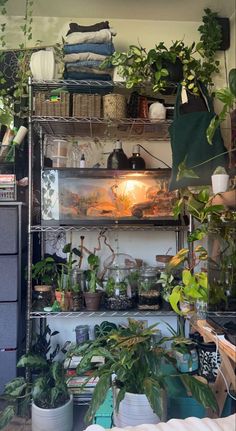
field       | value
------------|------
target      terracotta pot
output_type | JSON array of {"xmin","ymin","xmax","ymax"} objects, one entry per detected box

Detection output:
[
  {"xmin": 83, "ymin": 292, "xmax": 101, "ymax": 311},
  {"xmin": 55, "ymin": 291, "xmax": 65, "ymax": 310},
  {"xmin": 65, "ymin": 291, "xmax": 73, "ymax": 311}
]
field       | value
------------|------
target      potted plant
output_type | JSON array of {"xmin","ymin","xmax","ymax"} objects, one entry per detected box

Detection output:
[
  {"xmin": 0, "ymin": 326, "xmax": 73, "ymax": 431},
  {"xmin": 104, "ymin": 276, "xmax": 132, "ymax": 310},
  {"xmin": 166, "ymin": 246, "xmax": 208, "ymax": 315},
  {"xmin": 55, "ymin": 243, "xmax": 81, "ymax": 311},
  {"xmin": 31, "ymin": 256, "xmax": 58, "ymax": 311},
  {"xmin": 207, "ymin": 68, "xmax": 236, "ymax": 144},
  {"xmin": 166, "ymin": 323, "xmax": 199, "ymax": 375},
  {"xmin": 83, "ymin": 254, "xmax": 102, "ymax": 311},
  {"xmin": 101, "ymin": 9, "xmax": 223, "ymax": 96},
  {"xmin": 74, "ymin": 319, "xmax": 217, "ymax": 426}
]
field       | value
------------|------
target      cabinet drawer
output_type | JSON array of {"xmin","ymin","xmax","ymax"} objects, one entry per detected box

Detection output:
[
  {"xmin": 0, "ymin": 207, "xmax": 18, "ymax": 254},
  {"xmin": 0, "ymin": 350, "xmax": 17, "ymax": 394},
  {"xmin": 0, "ymin": 256, "xmax": 18, "ymax": 301},
  {"xmin": 0, "ymin": 302, "xmax": 18, "ymax": 348}
]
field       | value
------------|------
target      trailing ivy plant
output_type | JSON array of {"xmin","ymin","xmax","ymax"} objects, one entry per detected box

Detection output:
[{"xmin": 0, "ymin": 0, "xmax": 34, "ymax": 123}]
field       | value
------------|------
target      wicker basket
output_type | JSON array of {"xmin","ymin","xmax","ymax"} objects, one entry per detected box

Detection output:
[
  {"xmin": 73, "ymin": 94, "xmax": 101, "ymax": 117},
  {"xmin": 103, "ymin": 94, "xmax": 127, "ymax": 119},
  {"xmin": 34, "ymin": 92, "xmax": 70, "ymax": 116}
]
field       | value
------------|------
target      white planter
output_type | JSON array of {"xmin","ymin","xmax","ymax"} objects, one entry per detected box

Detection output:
[
  {"xmin": 149, "ymin": 102, "xmax": 166, "ymax": 121},
  {"xmin": 32, "ymin": 394, "xmax": 73, "ymax": 431},
  {"xmin": 113, "ymin": 389, "xmax": 163, "ymax": 427},
  {"xmin": 30, "ymin": 49, "xmax": 55, "ymax": 80},
  {"xmin": 211, "ymin": 174, "xmax": 229, "ymax": 194}
]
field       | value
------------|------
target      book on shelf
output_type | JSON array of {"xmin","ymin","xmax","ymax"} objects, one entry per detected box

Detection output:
[{"xmin": 64, "ymin": 355, "xmax": 105, "ymax": 369}]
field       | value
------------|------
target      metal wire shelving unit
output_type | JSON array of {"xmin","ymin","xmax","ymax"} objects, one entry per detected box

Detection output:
[{"xmin": 26, "ymin": 77, "xmax": 186, "ymax": 353}]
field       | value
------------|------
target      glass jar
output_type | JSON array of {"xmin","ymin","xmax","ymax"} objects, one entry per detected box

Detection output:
[
  {"xmin": 138, "ymin": 266, "xmax": 162, "ymax": 310},
  {"xmin": 75, "ymin": 325, "xmax": 89, "ymax": 344},
  {"xmin": 103, "ymin": 253, "xmax": 137, "ymax": 310},
  {"xmin": 33, "ymin": 285, "xmax": 52, "ymax": 311},
  {"xmin": 70, "ymin": 268, "xmax": 84, "ymax": 311}
]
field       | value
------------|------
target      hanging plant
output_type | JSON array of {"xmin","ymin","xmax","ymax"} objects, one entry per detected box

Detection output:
[{"xmin": 0, "ymin": 0, "xmax": 34, "ymax": 123}]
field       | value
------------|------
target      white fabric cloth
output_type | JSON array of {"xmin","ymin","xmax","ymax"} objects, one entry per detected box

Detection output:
[
  {"xmin": 64, "ymin": 52, "xmax": 107, "ymax": 63},
  {"xmin": 85, "ymin": 415, "xmax": 236, "ymax": 431},
  {"xmin": 65, "ymin": 29, "xmax": 114, "ymax": 45}
]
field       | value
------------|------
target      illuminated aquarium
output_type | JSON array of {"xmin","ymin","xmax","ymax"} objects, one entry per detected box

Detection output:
[{"xmin": 41, "ymin": 168, "xmax": 178, "ymax": 225}]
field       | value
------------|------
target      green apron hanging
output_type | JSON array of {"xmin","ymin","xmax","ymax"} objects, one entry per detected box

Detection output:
[{"xmin": 169, "ymin": 83, "xmax": 228, "ymax": 191}]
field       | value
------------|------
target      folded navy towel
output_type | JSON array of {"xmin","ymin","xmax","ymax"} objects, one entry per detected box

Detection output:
[
  {"xmin": 64, "ymin": 42, "xmax": 115, "ymax": 56},
  {"xmin": 66, "ymin": 21, "xmax": 110, "ymax": 35},
  {"xmin": 64, "ymin": 70, "xmax": 112, "ymax": 81}
]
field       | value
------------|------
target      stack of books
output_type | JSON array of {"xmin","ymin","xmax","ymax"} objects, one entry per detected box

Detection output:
[{"xmin": 65, "ymin": 355, "xmax": 104, "ymax": 404}]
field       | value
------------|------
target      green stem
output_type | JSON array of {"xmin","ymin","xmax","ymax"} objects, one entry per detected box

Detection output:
[{"xmin": 190, "ymin": 147, "xmax": 236, "ymax": 170}]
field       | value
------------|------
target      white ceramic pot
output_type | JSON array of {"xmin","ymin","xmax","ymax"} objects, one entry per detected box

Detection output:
[
  {"xmin": 211, "ymin": 174, "xmax": 229, "ymax": 194},
  {"xmin": 32, "ymin": 394, "xmax": 73, "ymax": 431},
  {"xmin": 113, "ymin": 388, "xmax": 162, "ymax": 427},
  {"xmin": 30, "ymin": 49, "xmax": 55, "ymax": 80},
  {"xmin": 148, "ymin": 102, "xmax": 166, "ymax": 121}
]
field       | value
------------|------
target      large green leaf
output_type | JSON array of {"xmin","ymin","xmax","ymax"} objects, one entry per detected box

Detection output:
[
  {"xmin": 169, "ymin": 286, "xmax": 182, "ymax": 315},
  {"xmin": 0, "ymin": 405, "xmax": 15, "ymax": 430},
  {"xmin": 143, "ymin": 377, "xmax": 164, "ymax": 419},
  {"xmin": 180, "ymin": 374, "xmax": 218, "ymax": 412},
  {"xmin": 51, "ymin": 361, "xmax": 64, "ymax": 384},
  {"xmin": 167, "ymin": 248, "xmax": 188, "ymax": 269},
  {"xmin": 17, "ymin": 353, "xmax": 48, "ymax": 370},
  {"xmin": 114, "ymin": 386, "xmax": 126, "ymax": 412},
  {"xmin": 182, "ymin": 269, "xmax": 192, "ymax": 287},
  {"xmin": 177, "ymin": 158, "xmax": 200, "ymax": 181},
  {"xmin": 32, "ymin": 376, "xmax": 49, "ymax": 405},
  {"xmin": 84, "ymin": 372, "xmax": 111, "ymax": 423},
  {"xmin": 3, "ymin": 377, "xmax": 27, "ymax": 397},
  {"xmin": 77, "ymin": 346, "xmax": 114, "ymax": 374}
]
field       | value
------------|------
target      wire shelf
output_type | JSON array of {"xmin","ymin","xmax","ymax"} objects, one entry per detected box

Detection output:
[
  {"xmin": 32, "ymin": 116, "xmax": 171, "ymax": 139},
  {"xmin": 31, "ymin": 78, "xmax": 139, "ymax": 91},
  {"xmin": 30, "ymin": 224, "xmax": 186, "ymax": 233},
  {"xmin": 30, "ymin": 309, "xmax": 175, "ymax": 319}
]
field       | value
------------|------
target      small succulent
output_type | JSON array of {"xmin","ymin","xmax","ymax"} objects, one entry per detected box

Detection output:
[{"xmin": 213, "ymin": 166, "xmax": 228, "ymax": 175}]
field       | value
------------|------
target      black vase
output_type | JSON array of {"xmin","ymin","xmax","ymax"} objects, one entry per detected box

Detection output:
[
  {"xmin": 198, "ymin": 341, "xmax": 221, "ymax": 382},
  {"xmin": 152, "ymin": 58, "xmax": 183, "ymax": 95},
  {"xmin": 162, "ymin": 57, "xmax": 183, "ymax": 84}
]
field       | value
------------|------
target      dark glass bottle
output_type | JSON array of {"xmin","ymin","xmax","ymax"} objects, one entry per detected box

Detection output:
[
  {"xmin": 107, "ymin": 140, "xmax": 129, "ymax": 169},
  {"xmin": 128, "ymin": 145, "xmax": 146, "ymax": 170}
]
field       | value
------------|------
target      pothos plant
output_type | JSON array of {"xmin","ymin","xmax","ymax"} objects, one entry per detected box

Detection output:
[
  {"xmin": 0, "ymin": 0, "xmax": 34, "ymax": 124},
  {"xmin": 165, "ymin": 246, "xmax": 208, "ymax": 315},
  {"xmin": 207, "ymin": 68, "xmax": 236, "ymax": 144},
  {"xmin": 101, "ymin": 9, "xmax": 222, "ymax": 95}
]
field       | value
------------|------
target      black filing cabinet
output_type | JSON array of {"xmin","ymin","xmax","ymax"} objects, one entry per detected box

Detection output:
[{"xmin": 0, "ymin": 203, "xmax": 27, "ymax": 393}]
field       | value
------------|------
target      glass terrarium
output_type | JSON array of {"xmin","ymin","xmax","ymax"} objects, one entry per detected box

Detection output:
[
  {"xmin": 138, "ymin": 266, "xmax": 162, "ymax": 310},
  {"xmin": 103, "ymin": 253, "xmax": 137, "ymax": 310},
  {"xmin": 41, "ymin": 169, "xmax": 177, "ymax": 225},
  {"xmin": 207, "ymin": 214, "xmax": 236, "ymax": 313}
]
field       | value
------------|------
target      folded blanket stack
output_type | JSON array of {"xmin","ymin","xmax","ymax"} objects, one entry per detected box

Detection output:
[{"xmin": 63, "ymin": 21, "xmax": 115, "ymax": 82}]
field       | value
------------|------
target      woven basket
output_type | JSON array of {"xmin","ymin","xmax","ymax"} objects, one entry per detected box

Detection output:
[
  {"xmin": 103, "ymin": 94, "xmax": 126, "ymax": 119},
  {"xmin": 35, "ymin": 92, "xmax": 70, "ymax": 116},
  {"xmin": 73, "ymin": 94, "xmax": 101, "ymax": 117}
]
